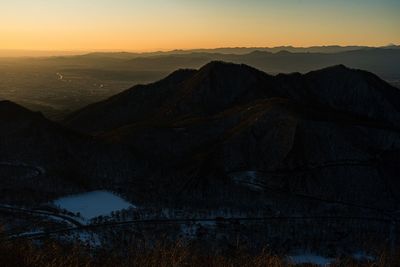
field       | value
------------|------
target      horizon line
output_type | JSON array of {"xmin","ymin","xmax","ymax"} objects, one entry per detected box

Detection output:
[
  {"xmin": 0, "ymin": 43, "xmax": 398, "ymax": 58},
  {"xmin": 1, "ymin": 43, "xmax": 399, "ymax": 52}
]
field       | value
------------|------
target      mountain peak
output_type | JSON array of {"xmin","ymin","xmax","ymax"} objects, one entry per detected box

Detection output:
[
  {"xmin": 275, "ymin": 50, "xmax": 292, "ymax": 55},
  {"xmin": 198, "ymin": 61, "xmax": 263, "ymax": 76},
  {"xmin": 0, "ymin": 100, "xmax": 22, "ymax": 108},
  {"xmin": 305, "ymin": 64, "xmax": 357, "ymax": 77},
  {"xmin": 306, "ymin": 64, "xmax": 383, "ymax": 80},
  {"xmin": 199, "ymin": 60, "xmax": 235, "ymax": 70},
  {"xmin": 159, "ymin": 68, "xmax": 196, "ymax": 84},
  {"xmin": 318, "ymin": 64, "xmax": 349, "ymax": 71},
  {"xmin": 0, "ymin": 100, "xmax": 43, "ymax": 120}
]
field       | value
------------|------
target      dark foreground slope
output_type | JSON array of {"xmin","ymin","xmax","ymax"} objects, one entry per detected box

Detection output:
[
  {"xmin": 0, "ymin": 101, "xmax": 136, "ymax": 204},
  {"xmin": 65, "ymin": 62, "xmax": 400, "ymax": 210}
]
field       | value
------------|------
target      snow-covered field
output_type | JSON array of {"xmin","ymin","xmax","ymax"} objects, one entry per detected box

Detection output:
[{"xmin": 53, "ymin": 191, "xmax": 135, "ymax": 220}]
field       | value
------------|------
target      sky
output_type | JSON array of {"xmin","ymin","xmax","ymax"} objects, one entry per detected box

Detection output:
[{"xmin": 0, "ymin": 0, "xmax": 399, "ymax": 52}]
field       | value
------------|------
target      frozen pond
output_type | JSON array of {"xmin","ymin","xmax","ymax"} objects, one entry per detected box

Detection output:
[{"xmin": 53, "ymin": 190, "xmax": 134, "ymax": 220}]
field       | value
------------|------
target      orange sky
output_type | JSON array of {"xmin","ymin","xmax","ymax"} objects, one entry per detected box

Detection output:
[{"xmin": 0, "ymin": 0, "xmax": 399, "ymax": 52}]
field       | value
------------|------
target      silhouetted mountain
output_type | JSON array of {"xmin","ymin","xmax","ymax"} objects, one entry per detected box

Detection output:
[
  {"xmin": 65, "ymin": 62, "xmax": 400, "ymax": 210},
  {"xmin": 66, "ymin": 62, "xmax": 400, "ymax": 132}
]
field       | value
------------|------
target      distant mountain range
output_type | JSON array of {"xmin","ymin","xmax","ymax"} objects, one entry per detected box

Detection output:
[
  {"xmin": 4, "ymin": 45, "xmax": 398, "ymax": 58},
  {"xmin": 57, "ymin": 46, "xmax": 400, "ymax": 83},
  {"xmin": 123, "ymin": 48, "xmax": 400, "ymax": 81},
  {"xmin": 1, "ymin": 62, "xmax": 400, "ymax": 211},
  {"xmin": 77, "ymin": 44, "xmax": 400, "ymax": 58}
]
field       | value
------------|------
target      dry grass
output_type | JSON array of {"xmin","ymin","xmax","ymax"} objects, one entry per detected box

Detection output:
[{"xmin": 0, "ymin": 237, "xmax": 399, "ymax": 267}]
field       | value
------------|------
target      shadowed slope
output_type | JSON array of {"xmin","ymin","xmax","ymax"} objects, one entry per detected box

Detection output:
[{"xmin": 0, "ymin": 101, "xmax": 135, "ymax": 204}]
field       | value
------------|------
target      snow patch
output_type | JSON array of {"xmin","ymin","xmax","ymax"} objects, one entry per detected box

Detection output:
[
  {"xmin": 288, "ymin": 253, "xmax": 334, "ymax": 266},
  {"xmin": 352, "ymin": 251, "xmax": 375, "ymax": 262}
]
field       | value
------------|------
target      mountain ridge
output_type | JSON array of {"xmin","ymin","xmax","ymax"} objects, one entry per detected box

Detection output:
[{"xmin": 65, "ymin": 62, "xmax": 400, "ymax": 133}]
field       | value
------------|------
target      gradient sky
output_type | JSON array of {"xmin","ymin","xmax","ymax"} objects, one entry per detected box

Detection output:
[{"xmin": 0, "ymin": 0, "xmax": 399, "ymax": 51}]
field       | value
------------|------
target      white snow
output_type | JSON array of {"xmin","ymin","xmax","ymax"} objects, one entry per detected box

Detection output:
[
  {"xmin": 53, "ymin": 191, "xmax": 134, "ymax": 220},
  {"xmin": 288, "ymin": 253, "xmax": 334, "ymax": 266}
]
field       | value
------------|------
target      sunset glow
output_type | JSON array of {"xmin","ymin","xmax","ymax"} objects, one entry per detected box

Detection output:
[{"xmin": 0, "ymin": 0, "xmax": 399, "ymax": 52}]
